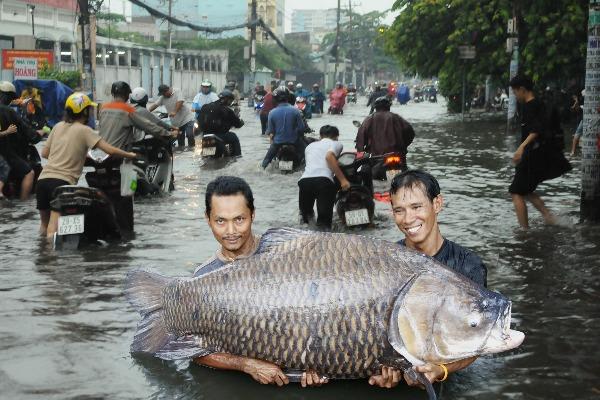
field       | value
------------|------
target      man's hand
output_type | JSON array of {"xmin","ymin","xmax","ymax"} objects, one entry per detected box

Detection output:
[
  {"xmin": 512, "ymin": 147, "xmax": 524, "ymax": 164},
  {"xmin": 3, "ymin": 124, "xmax": 17, "ymax": 135},
  {"xmin": 169, "ymin": 128, "xmax": 179, "ymax": 138},
  {"xmin": 301, "ymin": 370, "xmax": 329, "ymax": 388},
  {"xmin": 404, "ymin": 364, "xmax": 445, "ymax": 388},
  {"xmin": 269, "ymin": 133, "xmax": 274, "ymax": 144},
  {"xmin": 242, "ymin": 358, "xmax": 289, "ymax": 386},
  {"xmin": 168, "ymin": 112, "xmax": 177, "ymax": 118},
  {"xmin": 368, "ymin": 366, "xmax": 402, "ymax": 388},
  {"xmin": 340, "ymin": 178, "xmax": 351, "ymax": 191}
]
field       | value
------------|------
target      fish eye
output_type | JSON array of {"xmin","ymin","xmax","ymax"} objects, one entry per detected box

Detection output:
[
  {"xmin": 470, "ymin": 321, "xmax": 478, "ymax": 328},
  {"xmin": 482, "ymin": 300, "xmax": 488, "ymax": 309}
]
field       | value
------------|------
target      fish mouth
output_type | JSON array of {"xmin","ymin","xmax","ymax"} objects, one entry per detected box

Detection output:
[{"xmin": 484, "ymin": 302, "xmax": 525, "ymax": 353}]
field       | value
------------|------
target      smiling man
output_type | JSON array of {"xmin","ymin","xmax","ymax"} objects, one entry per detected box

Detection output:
[
  {"xmin": 368, "ymin": 169, "xmax": 487, "ymax": 390},
  {"xmin": 192, "ymin": 176, "xmax": 326, "ymax": 388}
]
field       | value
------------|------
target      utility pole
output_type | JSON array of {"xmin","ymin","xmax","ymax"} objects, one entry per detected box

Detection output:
[
  {"xmin": 581, "ymin": 0, "xmax": 600, "ymax": 221},
  {"xmin": 507, "ymin": 2, "xmax": 519, "ymax": 124},
  {"xmin": 333, "ymin": 0, "xmax": 341, "ymax": 86},
  {"xmin": 348, "ymin": 0, "xmax": 355, "ymax": 86},
  {"xmin": 167, "ymin": 0, "xmax": 173, "ymax": 49},
  {"xmin": 249, "ymin": 0, "xmax": 257, "ymax": 103}
]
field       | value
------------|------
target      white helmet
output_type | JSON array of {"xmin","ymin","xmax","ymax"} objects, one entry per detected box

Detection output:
[
  {"xmin": 130, "ymin": 87, "xmax": 148, "ymax": 102},
  {"xmin": 296, "ymin": 83, "xmax": 303, "ymax": 89},
  {"xmin": 0, "ymin": 81, "xmax": 16, "ymax": 93}
]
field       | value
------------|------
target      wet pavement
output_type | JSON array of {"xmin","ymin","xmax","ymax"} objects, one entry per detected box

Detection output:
[{"xmin": 1, "ymin": 98, "xmax": 599, "ymax": 399}]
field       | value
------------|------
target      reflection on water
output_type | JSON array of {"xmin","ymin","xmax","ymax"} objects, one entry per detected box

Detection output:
[{"xmin": 0, "ymin": 100, "xmax": 598, "ymax": 399}]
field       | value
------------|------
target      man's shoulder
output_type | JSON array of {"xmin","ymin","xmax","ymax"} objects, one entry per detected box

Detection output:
[
  {"xmin": 193, "ymin": 256, "xmax": 227, "ymax": 277},
  {"xmin": 438, "ymin": 239, "xmax": 487, "ymax": 286}
]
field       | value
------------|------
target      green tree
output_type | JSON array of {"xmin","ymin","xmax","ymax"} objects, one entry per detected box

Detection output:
[{"xmin": 386, "ymin": 0, "xmax": 588, "ymax": 102}]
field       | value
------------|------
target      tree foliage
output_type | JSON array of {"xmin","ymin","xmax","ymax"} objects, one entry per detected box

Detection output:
[
  {"xmin": 386, "ymin": 0, "xmax": 588, "ymax": 97},
  {"xmin": 322, "ymin": 11, "xmax": 398, "ymax": 76},
  {"xmin": 38, "ymin": 63, "xmax": 81, "ymax": 89}
]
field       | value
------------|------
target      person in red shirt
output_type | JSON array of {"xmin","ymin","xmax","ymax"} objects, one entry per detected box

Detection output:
[{"xmin": 259, "ymin": 81, "xmax": 277, "ymax": 135}]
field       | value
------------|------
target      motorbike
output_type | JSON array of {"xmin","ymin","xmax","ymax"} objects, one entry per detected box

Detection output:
[
  {"xmin": 346, "ymin": 91, "xmax": 357, "ymax": 104},
  {"xmin": 370, "ymin": 152, "xmax": 407, "ymax": 181},
  {"xmin": 413, "ymin": 90, "xmax": 424, "ymax": 103},
  {"xmin": 200, "ymin": 133, "xmax": 238, "ymax": 158},
  {"xmin": 50, "ymin": 185, "xmax": 122, "ymax": 250},
  {"xmin": 295, "ymin": 96, "xmax": 312, "ymax": 119},
  {"xmin": 273, "ymin": 135, "xmax": 318, "ymax": 174},
  {"xmin": 335, "ymin": 151, "xmax": 375, "ymax": 228},
  {"xmin": 493, "ymin": 93, "xmax": 509, "ymax": 111},
  {"xmin": 254, "ymin": 95, "xmax": 264, "ymax": 114},
  {"xmin": 1, "ymin": 144, "xmax": 42, "ymax": 199},
  {"xmin": 130, "ymin": 134, "xmax": 175, "ymax": 195}
]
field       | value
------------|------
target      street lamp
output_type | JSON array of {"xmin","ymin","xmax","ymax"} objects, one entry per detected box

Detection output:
[{"xmin": 28, "ymin": 4, "xmax": 35, "ymax": 38}]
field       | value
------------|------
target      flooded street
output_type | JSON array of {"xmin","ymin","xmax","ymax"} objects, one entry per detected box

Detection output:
[{"xmin": 1, "ymin": 98, "xmax": 599, "ymax": 400}]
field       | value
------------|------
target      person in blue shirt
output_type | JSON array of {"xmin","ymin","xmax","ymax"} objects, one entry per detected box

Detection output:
[
  {"xmin": 261, "ymin": 87, "xmax": 307, "ymax": 169},
  {"xmin": 309, "ymin": 83, "xmax": 325, "ymax": 114}
]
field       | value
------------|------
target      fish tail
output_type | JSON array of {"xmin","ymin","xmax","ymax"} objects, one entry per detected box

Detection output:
[{"xmin": 125, "ymin": 269, "xmax": 173, "ymax": 354}]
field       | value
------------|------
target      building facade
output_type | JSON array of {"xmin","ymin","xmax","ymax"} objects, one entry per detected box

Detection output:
[
  {"xmin": 291, "ymin": 8, "xmax": 349, "ymax": 34},
  {"xmin": 248, "ymin": 0, "xmax": 285, "ymax": 44}
]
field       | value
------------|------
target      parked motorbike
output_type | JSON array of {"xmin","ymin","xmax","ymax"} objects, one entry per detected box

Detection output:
[
  {"xmin": 335, "ymin": 151, "xmax": 375, "ymax": 228},
  {"xmin": 50, "ymin": 185, "xmax": 122, "ymax": 250}
]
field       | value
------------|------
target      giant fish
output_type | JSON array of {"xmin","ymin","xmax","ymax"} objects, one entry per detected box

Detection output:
[{"xmin": 126, "ymin": 228, "xmax": 524, "ymax": 399}]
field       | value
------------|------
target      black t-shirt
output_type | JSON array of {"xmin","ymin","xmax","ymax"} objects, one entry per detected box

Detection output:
[
  {"xmin": 520, "ymin": 98, "xmax": 545, "ymax": 144},
  {"xmin": 0, "ymin": 104, "xmax": 38, "ymax": 158},
  {"xmin": 398, "ymin": 239, "xmax": 487, "ymax": 287},
  {"xmin": 197, "ymin": 101, "xmax": 242, "ymax": 135}
]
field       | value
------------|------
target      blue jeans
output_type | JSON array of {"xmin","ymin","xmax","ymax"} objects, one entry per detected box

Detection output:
[{"xmin": 177, "ymin": 121, "xmax": 195, "ymax": 147}]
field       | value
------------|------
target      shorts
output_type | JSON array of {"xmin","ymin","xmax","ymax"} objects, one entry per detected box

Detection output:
[
  {"xmin": 0, "ymin": 155, "xmax": 10, "ymax": 182},
  {"xmin": 36, "ymin": 178, "xmax": 70, "ymax": 210},
  {"xmin": 574, "ymin": 120, "xmax": 583, "ymax": 138},
  {"xmin": 6, "ymin": 155, "xmax": 32, "ymax": 181}
]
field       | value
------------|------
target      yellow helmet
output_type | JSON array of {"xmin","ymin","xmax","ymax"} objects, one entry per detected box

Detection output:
[{"xmin": 65, "ymin": 92, "xmax": 97, "ymax": 114}]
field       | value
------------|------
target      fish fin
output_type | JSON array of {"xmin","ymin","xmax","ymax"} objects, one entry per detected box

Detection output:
[
  {"xmin": 256, "ymin": 227, "xmax": 314, "ymax": 253},
  {"xmin": 155, "ymin": 334, "xmax": 214, "ymax": 361},
  {"xmin": 125, "ymin": 268, "xmax": 173, "ymax": 354}
]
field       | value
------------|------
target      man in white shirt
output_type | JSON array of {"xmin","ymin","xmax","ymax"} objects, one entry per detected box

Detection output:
[
  {"xmin": 298, "ymin": 125, "xmax": 350, "ymax": 229},
  {"xmin": 191, "ymin": 80, "xmax": 219, "ymax": 123},
  {"xmin": 149, "ymin": 84, "xmax": 196, "ymax": 148}
]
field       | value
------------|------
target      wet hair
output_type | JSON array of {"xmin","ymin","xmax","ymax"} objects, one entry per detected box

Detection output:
[
  {"xmin": 0, "ymin": 91, "xmax": 17, "ymax": 105},
  {"xmin": 319, "ymin": 125, "xmax": 339, "ymax": 139},
  {"xmin": 64, "ymin": 107, "xmax": 90, "ymax": 123},
  {"xmin": 509, "ymin": 74, "xmax": 534, "ymax": 91},
  {"xmin": 205, "ymin": 176, "xmax": 255, "ymax": 217},
  {"xmin": 390, "ymin": 169, "xmax": 441, "ymax": 202}
]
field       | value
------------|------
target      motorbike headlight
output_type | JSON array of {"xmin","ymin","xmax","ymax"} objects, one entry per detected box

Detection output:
[{"xmin": 194, "ymin": 122, "xmax": 199, "ymax": 129}]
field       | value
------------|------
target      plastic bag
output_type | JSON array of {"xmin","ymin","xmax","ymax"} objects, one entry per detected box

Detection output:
[{"xmin": 120, "ymin": 160, "xmax": 137, "ymax": 196}]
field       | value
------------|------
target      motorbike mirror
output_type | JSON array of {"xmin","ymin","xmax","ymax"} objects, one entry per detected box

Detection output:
[
  {"xmin": 352, "ymin": 120, "xmax": 361, "ymax": 127},
  {"xmin": 88, "ymin": 149, "xmax": 109, "ymax": 163}
]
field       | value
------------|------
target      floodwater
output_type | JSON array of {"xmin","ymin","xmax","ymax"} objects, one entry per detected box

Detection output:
[{"xmin": 1, "ymin": 98, "xmax": 599, "ymax": 400}]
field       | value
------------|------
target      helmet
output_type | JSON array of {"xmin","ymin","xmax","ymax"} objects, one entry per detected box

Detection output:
[
  {"xmin": 65, "ymin": 92, "xmax": 97, "ymax": 114},
  {"xmin": 130, "ymin": 87, "xmax": 148, "ymax": 104},
  {"xmin": 0, "ymin": 81, "xmax": 16, "ymax": 93},
  {"xmin": 374, "ymin": 96, "xmax": 392, "ymax": 108},
  {"xmin": 200, "ymin": 80, "xmax": 212, "ymax": 88},
  {"xmin": 313, "ymin": 83, "xmax": 319, "ymax": 87},
  {"xmin": 111, "ymin": 81, "xmax": 132, "ymax": 99},
  {"xmin": 336, "ymin": 81, "xmax": 342, "ymax": 86},
  {"xmin": 287, "ymin": 81, "xmax": 294, "ymax": 87},
  {"xmin": 226, "ymin": 80, "xmax": 236, "ymax": 88},
  {"xmin": 273, "ymin": 86, "xmax": 290, "ymax": 102},
  {"xmin": 218, "ymin": 89, "xmax": 234, "ymax": 100},
  {"xmin": 296, "ymin": 83, "xmax": 303, "ymax": 89}
]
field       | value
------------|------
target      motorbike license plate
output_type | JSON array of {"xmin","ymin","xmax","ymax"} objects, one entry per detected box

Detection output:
[
  {"xmin": 279, "ymin": 161, "xmax": 294, "ymax": 171},
  {"xmin": 57, "ymin": 214, "xmax": 85, "ymax": 235},
  {"xmin": 202, "ymin": 146, "xmax": 216, "ymax": 156},
  {"xmin": 345, "ymin": 209, "xmax": 370, "ymax": 226},
  {"xmin": 386, "ymin": 169, "xmax": 400, "ymax": 181}
]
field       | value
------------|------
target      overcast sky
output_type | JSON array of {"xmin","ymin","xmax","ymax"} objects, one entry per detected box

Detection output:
[{"xmin": 284, "ymin": 0, "xmax": 399, "ymax": 32}]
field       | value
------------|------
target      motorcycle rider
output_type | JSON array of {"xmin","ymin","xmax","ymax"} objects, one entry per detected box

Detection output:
[
  {"xmin": 0, "ymin": 81, "xmax": 42, "ymax": 200},
  {"xmin": 129, "ymin": 87, "xmax": 179, "ymax": 140},
  {"xmin": 224, "ymin": 80, "xmax": 241, "ymax": 115},
  {"xmin": 98, "ymin": 81, "xmax": 170, "ymax": 230},
  {"xmin": 328, "ymin": 82, "xmax": 346, "ymax": 114},
  {"xmin": 366, "ymin": 82, "xmax": 389, "ymax": 114},
  {"xmin": 149, "ymin": 84, "xmax": 196, "ymax": 147},
  {"xmin": 261, "ymin": 86, "xmax": 306, "ymax": 169},
  {"xmin": 309, "ymin": 83, "xmax": 325, "ymax": 114},
  {"xmin": 37, "ymin": 92, "xmax": 136, "ymax": 238},
  {"xmin": 295, "ymin": 83, "xmax": 312, "ymax": 119},
  {"xmin": 191, "ymin": 80, "xmax": 219, "ymax": 122},
  {"xmin": 259, "ymin": 81, "xmax": 278, "ymax": 135},
  {"xmin": 197, "ymin": 90, "xmax": 244, "ymax": 156},
  {"xmin": 286, "ymin": 81, "xmax": 296, "ymax": 105},
  {"xmin": 355, "ymin": 96, "xmax": 415, "ymax": 174}
]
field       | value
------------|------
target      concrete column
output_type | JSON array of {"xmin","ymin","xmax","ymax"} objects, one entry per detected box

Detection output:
[
  {"xmin": 101, "ymin": 47, "xmax": 107, "ymax": 66},
  {"xmin": 54, "ymin": 41, "xmax": 61, "ymax": 66}
]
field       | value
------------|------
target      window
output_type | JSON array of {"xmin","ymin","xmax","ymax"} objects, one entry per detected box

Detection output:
[
  {"xmin": 131, "ymin": 51, "xmax": 140, "ymax": 67},
  {"xmin": 60, "ymin": 42, "xmax": 72, "ymax": 63}
]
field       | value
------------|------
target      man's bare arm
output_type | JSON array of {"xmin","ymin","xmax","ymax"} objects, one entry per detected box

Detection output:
[{"xmin": 194, "ymin": 353, "xmax": 289, "ymax": 386}]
